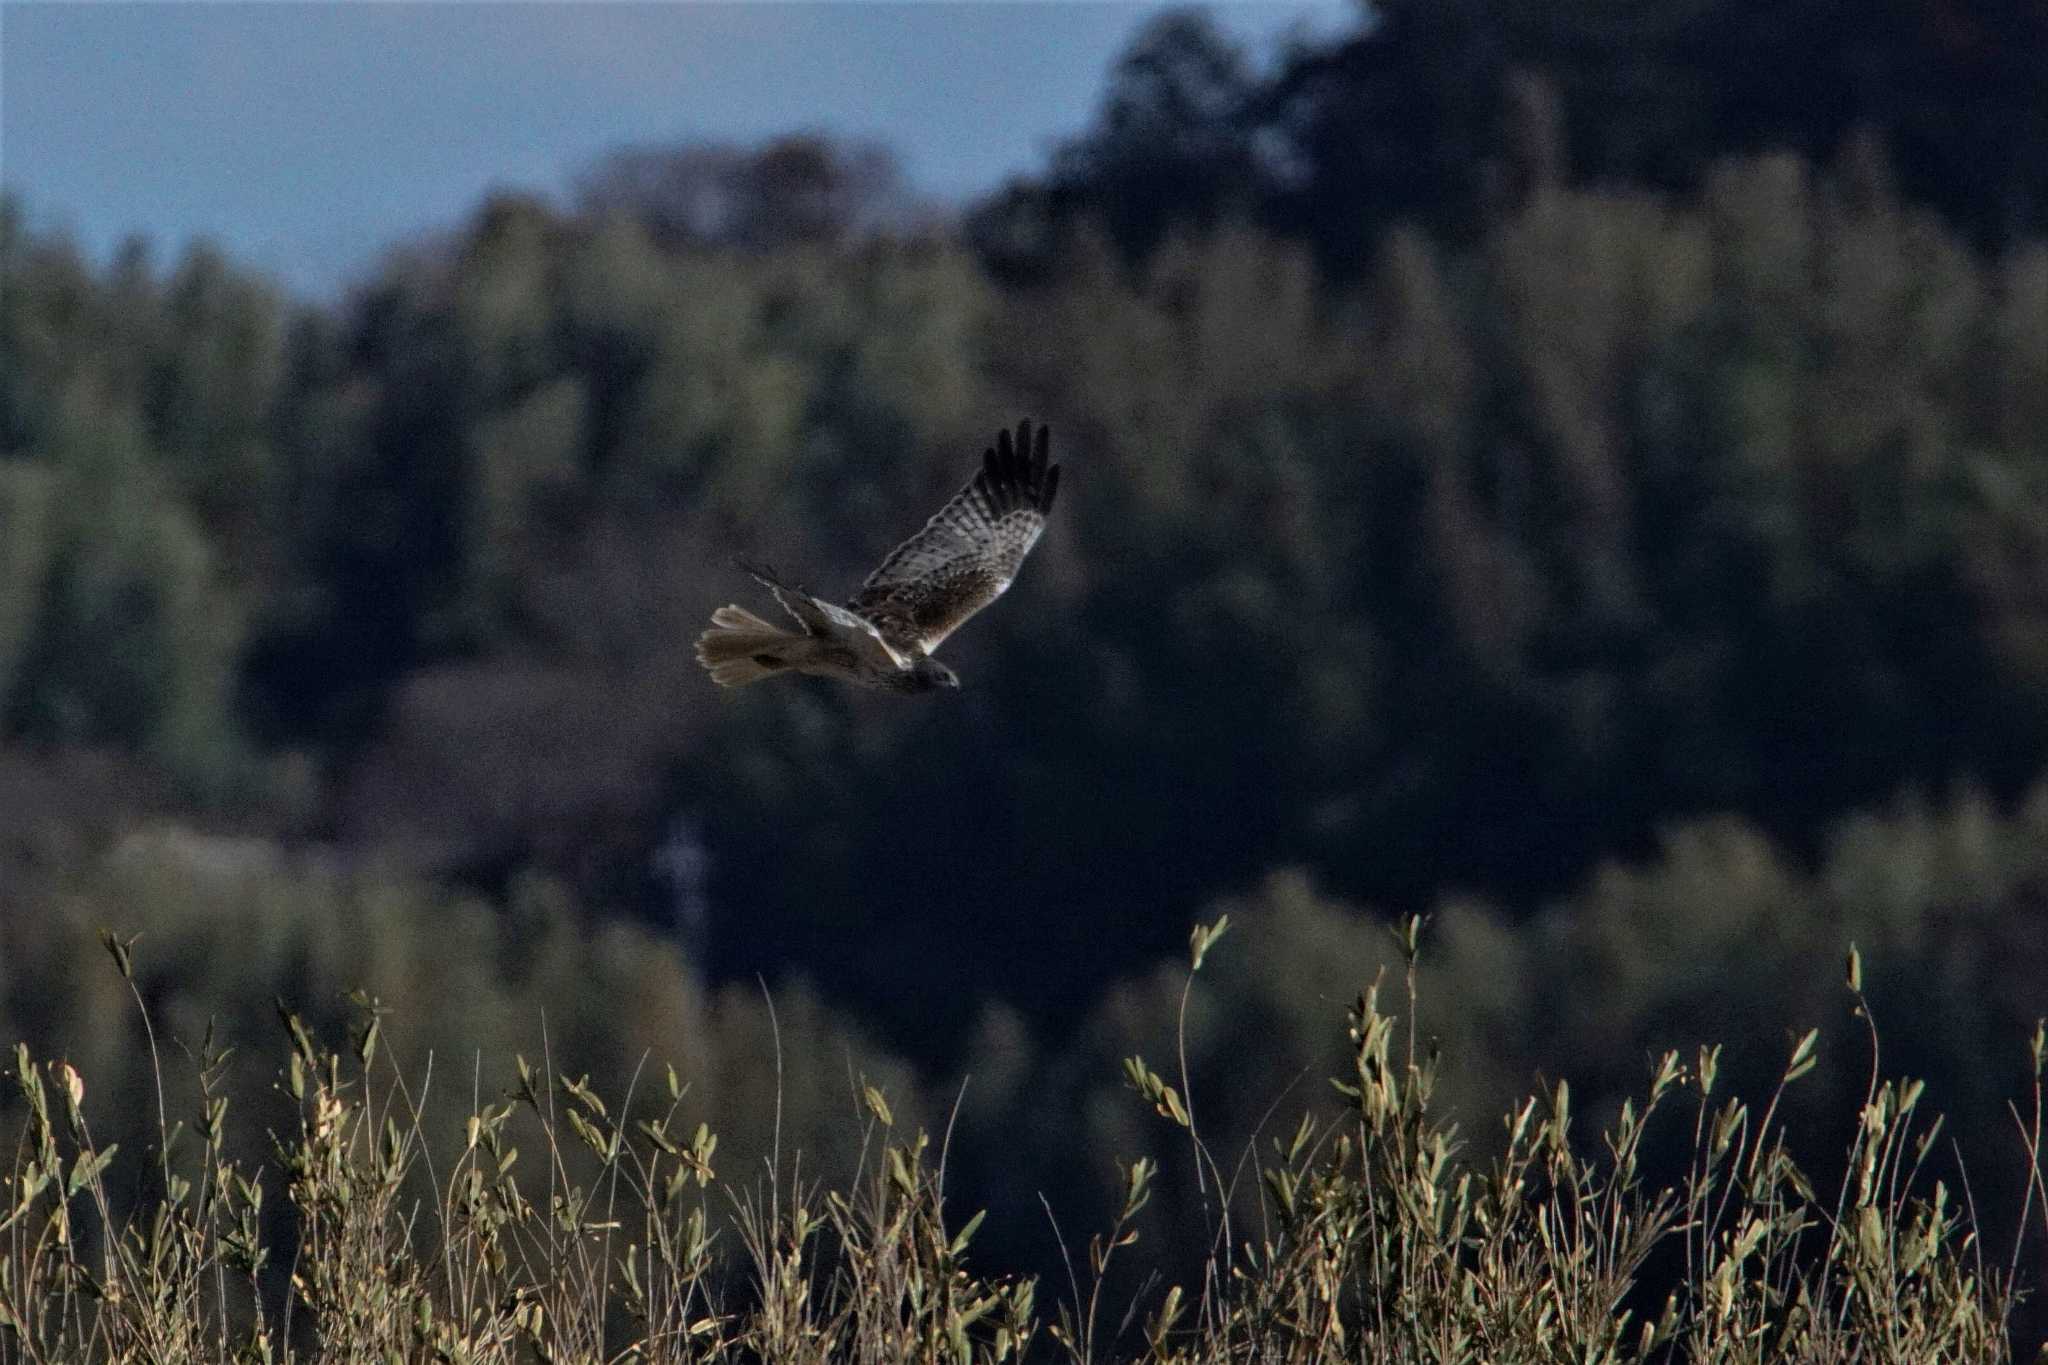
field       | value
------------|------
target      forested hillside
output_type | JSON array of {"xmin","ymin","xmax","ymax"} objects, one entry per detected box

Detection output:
[{"xmin": 4, "ymin": 1, "xmax": 2048, "ymax": 1351}]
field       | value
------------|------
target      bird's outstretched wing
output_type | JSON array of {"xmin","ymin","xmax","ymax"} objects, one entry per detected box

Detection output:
[
  {"xmin": 737, "ymin": 560, "xmax": 911, "ymax": 670},
  {"xmin": 848, "ymin": 419, "xmax": 1061, "ymax": 655}
]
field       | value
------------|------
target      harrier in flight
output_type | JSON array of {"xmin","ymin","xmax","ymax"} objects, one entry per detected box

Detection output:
[{"xmin": 697, "ymin": 419, "xmax": 1062, "ymax": 694}]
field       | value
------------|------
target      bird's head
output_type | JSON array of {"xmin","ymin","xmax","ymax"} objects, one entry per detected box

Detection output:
[{"xmin": 908, "ymin": 657, "xmax": 961, "ymax": 692}]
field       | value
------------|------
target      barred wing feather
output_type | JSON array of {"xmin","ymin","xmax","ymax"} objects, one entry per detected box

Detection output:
[{"xmin": 849, "ymin": 419, "xmax": 1061, "ymax": 654}]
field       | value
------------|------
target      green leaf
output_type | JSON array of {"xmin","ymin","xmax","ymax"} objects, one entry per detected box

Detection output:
[
  {"xmin": 863, "ymin": 1083, "xmax": 894, "ymax": 1128},
  {"xmin": 949, "ymin": 1207, "xmax": 987, "ymax": 1257},
  {"xmin": 1786, "ymin": 1028, "xmax": 1820, "ymax": 1082},
  {"xmin": 1188, "ymin": 914, "xmax": 1230, "ymax": 971},
  {"xmin": 99, "ymin": 929, "xmax": 136, "ymax": 981},
  {"xmin": 67, "ymin": 1144, "xmax": 118, "ymax": 1197}
]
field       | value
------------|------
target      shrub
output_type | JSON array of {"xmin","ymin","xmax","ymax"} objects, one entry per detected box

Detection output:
[{"xmin": 3, "ymin": 925, "xmax": 2039, "ymax": 1363}]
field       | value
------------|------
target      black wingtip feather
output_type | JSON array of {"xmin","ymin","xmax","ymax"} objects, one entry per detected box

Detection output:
[{"xmin": 977, "ymin": 418, "xmax": 1058, "ymax": 514}]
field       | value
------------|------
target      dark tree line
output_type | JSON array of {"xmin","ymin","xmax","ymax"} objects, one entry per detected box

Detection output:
[
  {"xmin": 977, "ymin": 0, "xmax": 2048, "ymax": 281},
  {"xmin": 5, "ymin": 0, "xmax": 2048, "ymax": 1041}
]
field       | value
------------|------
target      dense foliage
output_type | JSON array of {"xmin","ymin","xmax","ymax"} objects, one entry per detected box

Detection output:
[
  {"xmin": 5, "ymin": 0, "xmax": 2048, "ymax": 1352},
  {"xmin": 2, "ymin": 924, "xmax": 2041, "ymax": 1362}
]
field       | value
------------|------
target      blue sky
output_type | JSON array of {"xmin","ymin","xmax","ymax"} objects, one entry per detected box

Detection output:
[{"xmin": 1, "ymin": 2, "xmax": 1354, "ymax": 299}]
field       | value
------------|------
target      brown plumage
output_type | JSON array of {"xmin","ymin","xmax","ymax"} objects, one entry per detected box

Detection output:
[{"xmin": 696, "ymin": 419, "xmax": 1062, "ymax": 693}]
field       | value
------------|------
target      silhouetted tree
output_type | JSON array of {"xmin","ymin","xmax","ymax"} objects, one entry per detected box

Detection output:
[{"xmin": 578, "ymin": 134, "xmax": 927, "ymax": 253}]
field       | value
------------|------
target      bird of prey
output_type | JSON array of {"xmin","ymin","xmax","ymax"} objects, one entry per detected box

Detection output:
[{"xmin": 697, "ymin": 419, "xmax": 1061, "ymax": 694}]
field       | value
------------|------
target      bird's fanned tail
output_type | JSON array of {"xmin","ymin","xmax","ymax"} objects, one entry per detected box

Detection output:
[{"xmin": 695, "ymin": 604, "xmax": 799, "ymax": 688}]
